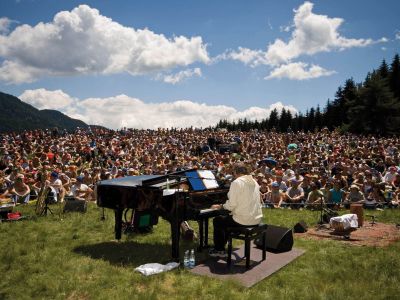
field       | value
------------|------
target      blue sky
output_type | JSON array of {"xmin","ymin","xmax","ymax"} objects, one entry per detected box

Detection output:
[{"xmin": 0, "ymin": 0, "xmax": 399, "ymax": 129}]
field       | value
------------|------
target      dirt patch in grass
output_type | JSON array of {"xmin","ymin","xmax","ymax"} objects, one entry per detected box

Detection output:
[{"xmin": 297, "ymin": 222, "xmax": 400, "ymax": 247}]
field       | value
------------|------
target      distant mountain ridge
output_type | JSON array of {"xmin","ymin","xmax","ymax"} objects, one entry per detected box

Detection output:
[{"xmin": 0, "ymin": 91, "xmax": 88, "ymax": 133}]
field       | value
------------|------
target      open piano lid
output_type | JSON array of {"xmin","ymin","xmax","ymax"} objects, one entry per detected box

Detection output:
[
  {"xmin": 97, "ymin": 169, "xmax": 219, "ymax": 191},
  {"xmin": 97, "ymin": 175, "xmax": 160, "ymax": 188},
  {"xmin": 97, "ymin": 169, "xmax": 194, "ymax": 188}
]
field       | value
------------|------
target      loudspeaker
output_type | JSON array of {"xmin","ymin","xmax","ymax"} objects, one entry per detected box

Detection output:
[
  {"xmin": 255, "ymin": 224, "xmax": 293, "ymax": 252},
  {"xmin": 63, "ymin": 198, "xmax": 87, "ymax": 213},
  {"xmin": 294, "ymin": 220, "xmax": 308, "ymax": 233}
]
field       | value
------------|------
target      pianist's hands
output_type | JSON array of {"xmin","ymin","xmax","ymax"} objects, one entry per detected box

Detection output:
[{"xmin": 211, "ymin": 204, "xmax": 223, "ymax": 210}]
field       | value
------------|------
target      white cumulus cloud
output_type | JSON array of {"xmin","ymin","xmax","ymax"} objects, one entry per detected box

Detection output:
[
  {"xmin": 266, "ymin": 62, "xmax": 336, "ymax": 80},
  {"xmin": 223, "ymin": 1, "xmax": 385, "ymax": 80},
  {"xmin": 0, "ymin": 17, "xmax": 13, "ymax": 35},
  {"xmin": 264, "ymin": 1, "xmax": 376, "ymax": 65},
  {"xmin": 19, "ymin": 88, "xmax": 76, "ymax": 109},
  {"xmin": 224, "ymin": 47, "xmax": 268, "ymax": 67},
  {"xmin": 0, "ymin": 5, "xmax": 209, "ymax": 84},
  {"xmin": 396, "ymin": 31, "xmax": 400, "ymax": 40},
  {"xmin": 280, "ymin": 24, "xmax": 292, "ymax": 33},
  {"xmin": 19, "ymin": 89, "xmax": 298, "ymax": 129},
  {"xmin": 158, "ymin": 67, "xmax": 202, "ymax": 84}
]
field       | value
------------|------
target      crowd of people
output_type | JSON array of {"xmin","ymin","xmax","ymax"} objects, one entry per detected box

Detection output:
[{"xmin": 0, "ymin": 126, "xmax": 399, "ymax": 211}]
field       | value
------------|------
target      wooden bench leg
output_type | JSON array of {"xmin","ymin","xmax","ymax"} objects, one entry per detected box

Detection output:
[
  {"xmin": 204, "ymin": 218, "xmax": 209, "ymax": 247},
  {"xmin": 245, "ymin": 238, "xmax": 251, "ymax": 269},
  {"xmin": 227, "ymin": 236, "xmax": 232, "ymax": 267},
  {"xmin": 262, "ymin": 232, "xmax": 266, "ymax": 261}
]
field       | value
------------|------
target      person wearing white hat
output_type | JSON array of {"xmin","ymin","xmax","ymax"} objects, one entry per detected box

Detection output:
[
  {"xmin": 383, "ymin": 166, "xmax": 398, "ymax": 184},
  {"xmin": 344, "ymin": 184, "xmax": 365, "ymax": 208}
]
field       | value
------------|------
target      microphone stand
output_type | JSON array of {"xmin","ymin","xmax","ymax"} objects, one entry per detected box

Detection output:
[{"xmin": 316, "ymin": 196, "xmax": 325, "ymax": 230}]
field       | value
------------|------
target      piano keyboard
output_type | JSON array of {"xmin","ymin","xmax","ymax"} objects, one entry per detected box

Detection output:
[{"xmin": 199, "ymin": 208, "xmax": 217, "ymax": 214}]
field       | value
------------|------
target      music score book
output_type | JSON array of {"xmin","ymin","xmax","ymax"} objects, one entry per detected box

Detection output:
[{"xmin": 185, "ymin": 170, "xmax": 219, "ymax": 191}]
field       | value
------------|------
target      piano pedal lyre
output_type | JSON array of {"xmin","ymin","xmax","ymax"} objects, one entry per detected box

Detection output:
[{"xmin": 181, "ymin": 221, "xmax": 197, "ymax": 241}]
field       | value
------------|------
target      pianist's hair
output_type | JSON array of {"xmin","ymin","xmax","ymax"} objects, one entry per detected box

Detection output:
[{"xmin": 233, "ymin": 163, "xmax": 249, "ymax": 175}]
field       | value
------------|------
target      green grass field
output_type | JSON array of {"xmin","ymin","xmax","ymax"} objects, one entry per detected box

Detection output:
[{"xmin": 1, "ymin": 204, "xmax": 399, "ymax": 300}]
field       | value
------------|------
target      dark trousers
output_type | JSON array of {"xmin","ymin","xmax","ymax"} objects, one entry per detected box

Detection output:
[{"xmin": 213, "ymin": 215, "xmax": 248, "ymax": 251}]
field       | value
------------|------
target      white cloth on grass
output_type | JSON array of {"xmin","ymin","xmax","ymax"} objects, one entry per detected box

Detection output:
[
  {"xmin": 330, "ymin": 214, "xmax": 358, "ymax": 230},
  {"xmin": 134, "ymin": 262, "xmax": 179, "ymax": 276}
]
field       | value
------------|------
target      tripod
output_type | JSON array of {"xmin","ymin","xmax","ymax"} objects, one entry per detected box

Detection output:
[
  {"xmin": 41, "ymin": 198, "xmax": 53, "ymax": 216},
  {"xmin": 315, "ymin": 196, "xmax": 336, "ymax": 229},
  {"xmin": 40, "ymin": 193, "xmax": 55, "ymax": 216}
]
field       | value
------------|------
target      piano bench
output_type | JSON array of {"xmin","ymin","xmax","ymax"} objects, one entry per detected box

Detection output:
[{"xmin": 226, "ymin": 223, "xmax": 268, "ymax": 269}]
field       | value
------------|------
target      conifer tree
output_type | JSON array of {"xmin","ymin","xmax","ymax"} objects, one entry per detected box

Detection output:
[
  {"xmin": 278, "ymin": 108, "xmax": 287, "ymax": 132},
  {"xmin": 349, "ymin": 71, "xmax": 400, "ymax": 135},
  {"xmin": 389, "ymin": 54, "xmax": 400, "ymax": 101},
  {"xmin": 323, "ymin": 99, "xmax": 334, "ymax": 130},
  {"xmin": 315, "ymin": 105, "xmax": 323, "ymax": 130},
  {"xmin": 378, "ymin": 59, "xmax": 389, "ymax": 79},
  {"xmin": 306, "ymin": 107, "xmax": 316, "ymax": 131},
  {"xmin": 268, "ymin": 108, "xmax": 279, "ymax": 130}
]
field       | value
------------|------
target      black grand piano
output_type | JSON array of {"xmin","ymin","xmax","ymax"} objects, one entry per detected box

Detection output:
[{"xmin": 96, "ymin": 169, "xmax": 228, "ymax": 261}]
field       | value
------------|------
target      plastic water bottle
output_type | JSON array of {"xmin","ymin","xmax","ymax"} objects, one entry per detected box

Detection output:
[
  {"xmin": 183, "ymin": 250, "xmax": 189, "ymax": 268},
  {"xmin": 189, "ymin": 249, "xmax": 195, "ymax": 269}
]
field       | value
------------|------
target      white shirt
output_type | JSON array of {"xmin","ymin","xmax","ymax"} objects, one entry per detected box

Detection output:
[
  {"xmin": 223, "ymin": 175, "xmax": 263, "ymax": 225},
  {"xmin": 384, "ymin": 172, "xmax": 396, "ymax": 184},
  {"xmin": 71, "ymin": 183, "xmax": 89, "ymax": 199},
  {"xmin": 50, "ymin": 179, "xmax": 63, "ymax": 194}
]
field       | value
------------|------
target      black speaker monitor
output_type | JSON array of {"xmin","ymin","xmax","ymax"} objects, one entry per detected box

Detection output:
[
  {"xmin": 255, "ymin": 224, "xmax": 293, "ymax": 252},
  {"xmin": 63, "ymin": 198, "xmax": 87, "ymax": 213},
  {"xmin": 294, "ymin": 220, "xmax": 308, "ymax": 233}
]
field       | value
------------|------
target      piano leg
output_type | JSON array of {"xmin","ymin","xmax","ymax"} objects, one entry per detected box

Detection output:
[
  {"xmin": 115, "ymin": 208, "xmax": 123, "ymax": 240},
  {"xmin": 198, "ymin": 220, "xmax": 204, "ymax": 252},
  {"xmin": 204, "ymin": 218, "xmax": 209, "ymax": 248},
  {"xmin": 197, "ymin": 217, "xmax": 212, "ymax": 251},
  {"xmin": 171, "ymin": 220, "xmax": 180, "ymax": 262}
]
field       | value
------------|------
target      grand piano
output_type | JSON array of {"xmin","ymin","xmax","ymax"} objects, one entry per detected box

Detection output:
[{"xmin": 96, "ymin": 169, "xmax": 228, "ymax": 261}]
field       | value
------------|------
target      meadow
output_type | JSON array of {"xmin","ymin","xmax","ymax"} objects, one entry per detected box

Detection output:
[{"xmin": 1, "ymin": 203, "xmax": 399, "ymax": 300}]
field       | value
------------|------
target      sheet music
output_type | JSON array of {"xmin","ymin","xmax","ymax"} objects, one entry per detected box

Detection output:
[{"xmin": 197, "ymin": 170, "xmax": 219, "ymax": 189}]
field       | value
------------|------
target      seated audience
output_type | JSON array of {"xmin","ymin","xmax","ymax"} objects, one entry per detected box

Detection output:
[
  {"xmin": 343, "ymin": 185, "xmax": 365, "ymax": 208},
  {"xmin": 306, "ymin": 182, "xmax": 324, "ymax": 208},
  {"xmin": 70, "ymin": 176, "xmax": 93, "ymax": 201},
  {"xmin": 284, "ymin": 178, "xmax": 305, "ymax": 208},
  {"xmin": 327, "ymin": 180, "xmax": 345, "ymax": 209},
  {"xmin": 264, "ymin": 181, "xmax": 285, "ymax": 208},
  {"xmin": 1, "ymin": 174, "xmax": 31, "ymax": 204}
]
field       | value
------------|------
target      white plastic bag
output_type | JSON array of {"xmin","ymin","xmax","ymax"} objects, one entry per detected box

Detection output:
[{"xmin": 134, "ymin": 262, "xmax": 179, "ymax": 276}]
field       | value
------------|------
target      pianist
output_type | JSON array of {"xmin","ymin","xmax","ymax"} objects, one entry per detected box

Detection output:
[{"xmin": 209, "ymin": 163, "xmax": 263, "ymax": 258}]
